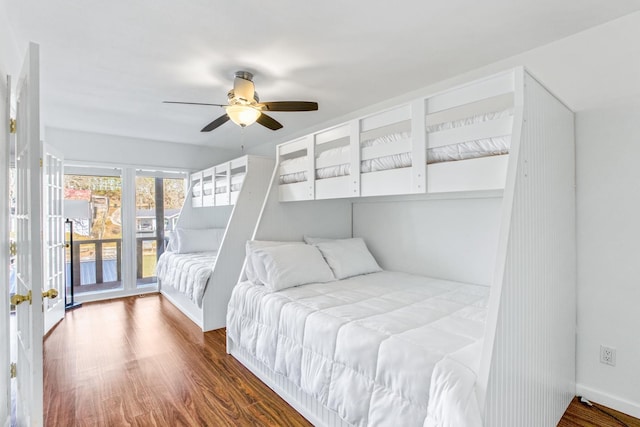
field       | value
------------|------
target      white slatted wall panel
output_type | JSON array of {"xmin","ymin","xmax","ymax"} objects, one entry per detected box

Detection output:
[{"xmin": 484, "ymin": 73, "xmax": 575, "ymax": 426}]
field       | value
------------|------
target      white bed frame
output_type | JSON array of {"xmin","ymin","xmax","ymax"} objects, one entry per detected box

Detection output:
[
  {"xmin": 159, "ymin": 155, "xmax": 274, "ymax": 331},
  {"xmin": 229, "ymin": 67, "xmax": 576, "ymax": 426},
  {"xmin": 190, "ymin": 156, "xmax": 249, "ymax": 207},
  {"xmin": 277, "ymin": 71, "xmax": 514, "ymax": 202}
]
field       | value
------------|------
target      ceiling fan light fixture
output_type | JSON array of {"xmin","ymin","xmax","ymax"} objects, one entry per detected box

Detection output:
[
  {"xmin": 165, "ymin": 69, "xmax": 316, "ymax": 132},
  {"xmin": 225, "ymin": 105, "xmax": 261, "ymax": 127}
]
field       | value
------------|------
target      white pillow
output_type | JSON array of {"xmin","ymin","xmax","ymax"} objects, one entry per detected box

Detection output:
[
  {"xmin": 165, "ymin": 231, "xmax": 176, "ymax": 252},
  {"xmin": 175, "ymin": 227, "xmax": 224, "ymax": 254},
  {"xmin": 252, "ymin": 244, "xmax": 335, "ymax": 291},
  {"xmin": 303, "ymin": 236, "xmax": 344, "ymax": 244},
  {"xmin": 313, "ymin": 237, "xmax": 381, "ymax": 279},
  {"xmin": 245, "ymin": 240, "xmax": 305, "ymax": 285}
]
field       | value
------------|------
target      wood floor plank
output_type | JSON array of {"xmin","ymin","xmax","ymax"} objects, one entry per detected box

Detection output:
[
  {"xmin": 43, "ymin": 294, "xmax": 312, "ymax": 427},
  {"xmin": 43, "ymin": 294, "xmax": 640, "ymax": 426},
  {"xmin": 559, "ymin": 397, "xmax": 640, "ymax": 427}
]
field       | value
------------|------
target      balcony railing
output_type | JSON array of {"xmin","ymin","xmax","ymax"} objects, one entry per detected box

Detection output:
[{"xmin": 67, "ymin": 236, "xmax": 162, "ymax": 293}]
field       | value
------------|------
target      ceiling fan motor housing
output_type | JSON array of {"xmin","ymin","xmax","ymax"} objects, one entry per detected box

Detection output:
[{"xmin": 231, "ymin": 70, "xmax": 257, "ymax": 104}]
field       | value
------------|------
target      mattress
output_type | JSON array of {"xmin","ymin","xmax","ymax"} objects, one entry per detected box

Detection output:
[
  {"xmin": 192, "ymin": 174, "xmax": 245, "ymax": 196},
  {"xmin": 156, "ymin": 250, "xmax": 217, "ymax": 307},
  {"xmin": 278, "ymin": 109, "xmax": 512, "ymax": 185},
  {"xmin": 214, "ymin": 182, "xmax": 243, "ymax": 194},
  {"xmin": 214, "ymin": 175, "xmax": 245, "ymax": 194},
  {"xmin": 227, "ymin": 271, "xmax": 488, "ymax": 426}
]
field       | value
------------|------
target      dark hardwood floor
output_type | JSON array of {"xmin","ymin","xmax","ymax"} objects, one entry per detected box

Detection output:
[
  {"xmin": 44, "ymin": 294, "xmax": 640, "ymax": 426},
  {"xmin": 559, "ymin": 397, "xmax": 640, "ymax": 427},
  {"xmin": 44, "ymin": 294, "xmax": 311, "ymax": 426}
]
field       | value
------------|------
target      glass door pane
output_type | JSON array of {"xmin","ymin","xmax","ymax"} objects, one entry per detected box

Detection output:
[
  {"xmin": 9, "ymin": 167, "xmax": 16, "ymax": 305},
  {"xmin": 135, "ymin": 176, "xmax": 185, "ymax": 288},
  {"xmin": 64, "ymin": 173, "xmax": 123, "ymax": 295},
  {"xmin": 163, "ymin": 177, "xmax": 185, "ymax": 238},
  {"xmin": 135, "ymin": 176, "xmax": 157, "ymax": 287}
]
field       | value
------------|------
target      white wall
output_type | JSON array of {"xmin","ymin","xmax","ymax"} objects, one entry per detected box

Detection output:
[
  {"xmin": 175, "ymin": 205, "xmax": 233, "ymax": 230},
  {"xmin": 575, "ymin": 106, "xmax": 640, "ymax": 417},
  {"xmin": 353, "ymin": 195, "xmax": 502, "ymax": 285},
  {"xmin": 253, "ymin": 172, "xmax": 352, "ymax": 243},
  {"xmin": 45, "ymin": 127, "xmax": 241, "ymax": 171}
]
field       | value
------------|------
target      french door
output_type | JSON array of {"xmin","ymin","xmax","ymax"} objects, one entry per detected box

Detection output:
[
  {"xmin": 8, "ymin": 42, "xmax": 51, "ymax": 427},
  {"xmin": 43, "ymin": 145, "xmax": 65, "ymax": 334},
  {"xmin": 1, "ymin": 70, "xmax": 11, "ymax": 427},
  {"xmin": 13, "ymin": 41, "xmax": 45, "ymax": 427}
]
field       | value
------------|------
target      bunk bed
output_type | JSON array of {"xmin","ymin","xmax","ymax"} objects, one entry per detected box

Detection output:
[
  {"xmin": 190, "ymin": 156, "xmax": 248, "ymax": 207},
  {"xmin": 277, "ymin": 73, "xmax": 514, "ymax": 201},
  {"xmin": 157, "ymin": 155, "xmax": 274, "ymax": 331},
  {"xmin": 227, "ymin": 67, "xmax": 576, "ymax": 426}
]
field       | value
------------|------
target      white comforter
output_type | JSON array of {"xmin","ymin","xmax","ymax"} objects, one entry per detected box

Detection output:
[
  {"xmin": 227, "ymin": 271, "xmax": 488, "ymax": 426},
  {"xmin": 156, "ymin": 250, "xmax": 217, "ymax": 307}
]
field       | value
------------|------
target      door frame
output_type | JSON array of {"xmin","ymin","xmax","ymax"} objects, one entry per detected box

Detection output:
[{"xmin": 1, "ymin": 71, "xmax": 12, "ymax": 427}]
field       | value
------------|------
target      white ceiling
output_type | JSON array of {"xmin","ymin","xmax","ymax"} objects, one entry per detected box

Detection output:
[{"xmin": 4, "ymin": 0, "xmax": 640, "ymax": 150}]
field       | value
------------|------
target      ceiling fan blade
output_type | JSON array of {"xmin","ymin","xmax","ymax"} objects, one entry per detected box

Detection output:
[
  {"xmin": 201, "ymin": 114, "xmax": 230, "ymax": 132},
  {"xmin": 257, "ymin": 113, "xmax": 283, "ymax": 130},
  {"xmin": 261, "ymin": 101, "xmax": 318, "ymax": 112},
  {"xmin": 163, "ymin": 101, "xmax": 226, "ymax": 107}
]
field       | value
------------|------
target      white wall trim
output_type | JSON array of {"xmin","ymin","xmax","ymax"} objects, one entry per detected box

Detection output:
[
  {"xmin": 576, "ymin": 383, "xmax": 640, "ymax": 419},
  {"xmin": 65, "ymin": 160, "xmax": 191, "ymax": 175},
  {"xmin": 74, "ymin": 287, "xmax": 159, "ymax": 304}
]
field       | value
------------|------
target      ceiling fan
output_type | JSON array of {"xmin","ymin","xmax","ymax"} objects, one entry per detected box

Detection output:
[{"xmin": 164, "ymin": 70, "xmax": 318, "ymax": 132}]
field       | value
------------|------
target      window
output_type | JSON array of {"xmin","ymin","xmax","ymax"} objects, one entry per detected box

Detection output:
[{"xmin": 64, "ymin": 166, "xmax": 187, "ymax": 300}]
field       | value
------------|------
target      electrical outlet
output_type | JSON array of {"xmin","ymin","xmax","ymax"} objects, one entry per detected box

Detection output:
[{"xmin": 600, "ymin": 345, "xmax": 616, "ymax": 366}]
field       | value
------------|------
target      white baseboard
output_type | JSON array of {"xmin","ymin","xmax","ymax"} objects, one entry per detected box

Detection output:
[
  {"xmin": 74, "ymin": 287, "xmax": 159, "ymax": 304},
  {"xmin": 576, "ymin": 383, "xmax": 640, "ymax": 419}
]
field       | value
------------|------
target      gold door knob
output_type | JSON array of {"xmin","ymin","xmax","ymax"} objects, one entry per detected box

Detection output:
[
  {"xmin": 42, "ymin": 288, "xmax": 59, "ymax": 299},
  {"xmin": 11, "ymin": 291, "xmax": 32, "ymax": 306},
  {"xmin": 9, "ymin": 241, "xmax": 17, "ymax": 257}
]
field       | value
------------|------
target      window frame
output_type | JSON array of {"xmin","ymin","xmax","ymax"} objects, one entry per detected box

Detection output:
[{"xmin": 64, "ymin": 162, "xmax": 188, "ymax": 302}]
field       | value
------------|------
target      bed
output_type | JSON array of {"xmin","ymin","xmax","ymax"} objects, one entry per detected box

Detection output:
[
  {"xmin": 156, "ymin": 226, "xmax": 225, "ymax": 306},
  {"xmin": 214, "ymin": 175, "xmax": 244, "ymax": 194},
  {"xmin": 158, "ymin": 155, "xmax": 275, "ymax": 331},
  {"xmin": 191, "ymin": 178, "xmax": 242, "ymax": 197},
  {"xmin": 279, "ymin": 108, "xmax": 512, "ymax": 186},
  {"xmin": 155, "ymin": 250, "xmax": 216, "ymax": 307},
  {"xmin": 277, "ymin": 72, "xmax": 516, "ymax": 201},
  {"xmin": 191, "ymin": 156, "xmax": 248, "ymax": 207},
  {"xmin": 227, "ymin": 238, "xmax": 488, "ymax": 426},
  {"xmin": 233, "ymin": 68, "xmax": 576, "ymax": 426}
]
